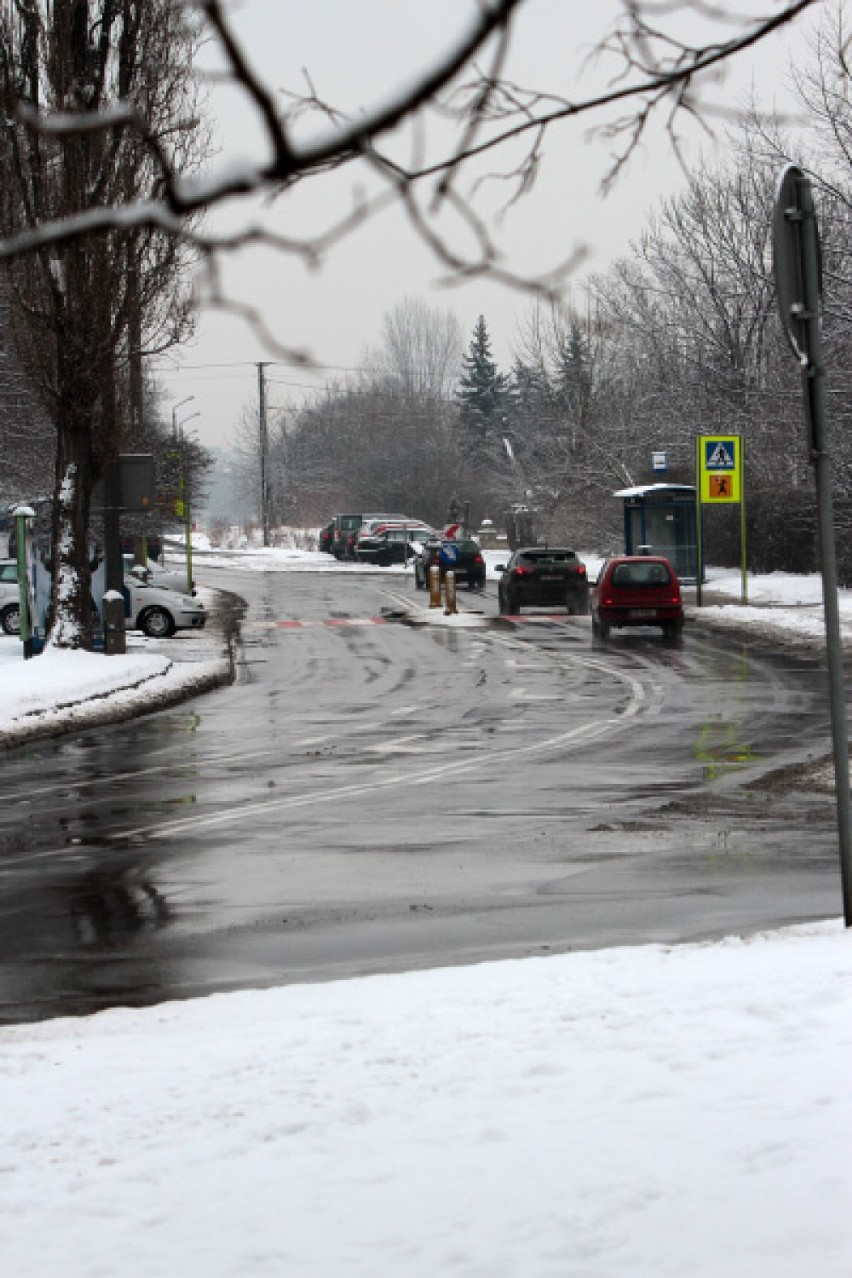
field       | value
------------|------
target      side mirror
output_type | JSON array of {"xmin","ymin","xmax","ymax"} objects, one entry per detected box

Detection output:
[{"xmin": 495, "ymin": 564, "xmax": 507, "ymax": 573}]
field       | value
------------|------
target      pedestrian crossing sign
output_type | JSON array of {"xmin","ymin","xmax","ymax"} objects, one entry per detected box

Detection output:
[{"xmin": 699, "ymin": 434, "xmax": 742, "ymax": 502}]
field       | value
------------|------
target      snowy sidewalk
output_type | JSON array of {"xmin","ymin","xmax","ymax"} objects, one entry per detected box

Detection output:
[
  {"xmin": 0, "ymin": 585, "xmax": 234, "ymax": 750},
  {"xmin": 2, "ymin": 921, "xmax": 849, "ymax": 1278},
  {"xmin": 684, "ymin": 567, "xmax": 852, "ymax": 649}
]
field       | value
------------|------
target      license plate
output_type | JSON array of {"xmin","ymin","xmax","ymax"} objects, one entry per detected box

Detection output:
[
  {"xmin": 629, "ymin": 608, "xmax": 657, "ymax": 619},
  {"xmin": 541, "ymin": 574, "xmax": 561, "ymax": 582}
]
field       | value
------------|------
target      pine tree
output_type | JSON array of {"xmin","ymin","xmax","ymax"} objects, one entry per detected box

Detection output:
[{"xmin": 456, "ymin": 316, "xmax": 509, "ymax": 446}]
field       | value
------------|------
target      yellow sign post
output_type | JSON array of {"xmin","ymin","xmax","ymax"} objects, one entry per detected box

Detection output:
[{"xmin": 695, "ymin": 434, "xmax": 747, "ymax": 604}]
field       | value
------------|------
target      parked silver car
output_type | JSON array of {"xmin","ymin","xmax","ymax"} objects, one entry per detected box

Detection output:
[{"xmin": 0, "ymin": 559, "xmax": 20, "ymax": 634}]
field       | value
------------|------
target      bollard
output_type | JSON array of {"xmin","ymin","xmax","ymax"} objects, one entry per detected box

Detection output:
[
  {"xmin": 103, "ymin": 591, "xmax": 127, "ymax": 655},
  {"xmin": 444, "ymin": 570, "xmax": 458, "ymax": 615},
  {"xmin": 428, "ymin": 563, "xmax": 442, "ymax": 608}
]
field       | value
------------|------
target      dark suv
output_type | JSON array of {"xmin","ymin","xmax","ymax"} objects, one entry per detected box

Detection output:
[
  {"xmin": 414, "ymin": 538, "xmax": 486, "ymax": 590},
  {"xmin": 497, "ymin": 547, "xmax": 589, "ymax": 615},
  {"xmin": 356, "ymin": 526, "xmax": 435, "ymax": 566}
]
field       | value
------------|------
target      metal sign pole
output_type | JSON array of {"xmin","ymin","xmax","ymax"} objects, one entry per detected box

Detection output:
[
  {"xmin": 799, "ymin": 181, "xmax": 852, "ymax": 926},
  {"xmin": 740, "ymin": 441, "xmax": 748, "ymax": 606},
  {"xmin": 774, "ymin": 165, "xmax": 852, "ymax": 925},
  {"xmin": 694, "ymin": 437, "xmax": 703, "ymax": 607}
]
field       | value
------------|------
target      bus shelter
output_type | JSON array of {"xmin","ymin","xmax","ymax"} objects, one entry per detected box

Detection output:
[{"xmin": 614, "ymin": 483, "xmax": 699, "ymax": 583}]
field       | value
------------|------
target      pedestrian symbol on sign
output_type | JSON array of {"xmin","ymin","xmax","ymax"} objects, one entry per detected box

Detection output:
[
  {"xmin": 709, "ymin": 475, "xmax": 730, "ymax": 498},
  {"xmin": 705, "ymin": 440, "xmax": 735, "ymax": 469}
]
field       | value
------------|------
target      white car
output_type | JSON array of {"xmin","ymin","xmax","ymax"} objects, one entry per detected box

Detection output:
[
  {"xmin": 1, "ymin": 559, "xmax": 19, "ymax": 634},
  {"xmin": 123, "ymin": 576, "xmax": 206, "ymax": 638},
  {"xmin": 0, "ymin": 558, "xmax": 204, "ymax": 639}
]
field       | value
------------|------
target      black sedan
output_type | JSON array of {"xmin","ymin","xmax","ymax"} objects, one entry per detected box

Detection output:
[
  {"xmin": 355, "ymin": 527, "xmax": 434, "ymax": 566},
  {"xmin": 497, "ymin": 547, "xmax": 590, "ymax": 615}
]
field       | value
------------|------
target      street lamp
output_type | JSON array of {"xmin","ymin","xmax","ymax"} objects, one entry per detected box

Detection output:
[
  {"xmin": 172, "ymin": 410, "xmax": 201, "ymax": 594},
  {"xmin": 172, "ymin": 395, "xmax": 194, "ymax": 439},
  {"xmin": 175, "ymin": 410, "xmax": 200, "ymax": 435}
]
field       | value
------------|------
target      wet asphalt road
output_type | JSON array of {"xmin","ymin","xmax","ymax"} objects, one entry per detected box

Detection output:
[{"xmin": 0, "ymin": 566, "xmax": 843, "ymax": 1023}]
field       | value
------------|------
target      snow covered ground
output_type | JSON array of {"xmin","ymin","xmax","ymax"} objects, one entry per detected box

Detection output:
[
  {"xmin": 2, "ymin": 923, "xmax": 849, "ymax": 1277},
  {"xmin": 2, "ymin": 546, "xmax": 851, "ymax": 1276},
  {"xmin": 0, "ymin": 585, "xmax": 230, "ymax": 746}
]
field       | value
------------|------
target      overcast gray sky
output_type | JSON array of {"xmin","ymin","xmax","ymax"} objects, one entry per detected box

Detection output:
[{"xmin": 156, "ymin": 0, "xmax": 813, "ymax": 450}]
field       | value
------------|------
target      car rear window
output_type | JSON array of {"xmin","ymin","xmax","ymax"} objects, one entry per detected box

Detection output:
[
  {"xmin": 0, "ymin": 563, "xmax": 18, "ymax": 582},
  {"xmin": 611, "ymin": 561, "xmax": 672, "ymax": 587},
  {"xmin": 518, "ymin": 551, "xmax": 576, "ymax": 565},
  {"xmin": 339, "ymin": 515, "xmax": 361, "ymax": 531}
]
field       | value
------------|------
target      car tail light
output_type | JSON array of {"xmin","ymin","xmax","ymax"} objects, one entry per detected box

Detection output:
[
  {"xmin": 473, "ymin": 553, "xmax": 483, "ymax": 565},
  {"xmin": 576, "ymin": 564, "xmax": 586, "ymax": 576},
  {"xmin": 512, "ymin": 566, "xmax": 533, "ymax": 577}
]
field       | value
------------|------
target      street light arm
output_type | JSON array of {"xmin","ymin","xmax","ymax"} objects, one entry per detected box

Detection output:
[{"xmin": 171, "ymin": 395, "xmax": 195, "ymax": 438}]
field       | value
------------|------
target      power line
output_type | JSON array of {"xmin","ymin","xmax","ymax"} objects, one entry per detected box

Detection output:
[{"xmin": 155, "ymin": 359, "xmax": 374, "ymax": 375}]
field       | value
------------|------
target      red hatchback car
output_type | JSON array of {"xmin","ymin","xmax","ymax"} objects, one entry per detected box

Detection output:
[{"xmin": 591, "ymin": 555, "xmax": 684, "ymax": 643}]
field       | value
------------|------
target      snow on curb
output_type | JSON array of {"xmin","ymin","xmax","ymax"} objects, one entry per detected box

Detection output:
[
  {"xmin": 686, "ymin": 601, "xmax": 836, "ymax": 649},
  {"xmin": 0, "ymin": 590, "xmax": 234, "ymax": 750}
]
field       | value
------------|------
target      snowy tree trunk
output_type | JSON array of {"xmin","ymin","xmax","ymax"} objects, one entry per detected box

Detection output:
[{"xmin": 49, "ymin": 388, "xmax": 96, "ymax": 649}]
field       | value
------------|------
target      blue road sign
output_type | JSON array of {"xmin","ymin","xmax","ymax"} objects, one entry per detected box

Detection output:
[{"xmin": 704, "ymin": 440, "xmax": 735, "ymax": 470}]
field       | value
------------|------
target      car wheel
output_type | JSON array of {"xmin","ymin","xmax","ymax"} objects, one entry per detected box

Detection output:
[
  {"xmin": 662, "ymin": 621, "xmax": 683, "ymax": 645},
  {"xmin": 592, "ymin": 616, "xmax": 610, "ymax": 641},
  {"xmin": 576, "ymin": 593, "xmax": 590, "ymax": 616},
  {"xmin": 507, "ymin": 592, "xmax": 519, "ymax": 615},
  {"xmin": 1, "ymin": 604, "xmax": 20, "ymax": 636},
  {"xmin": 414, "ymin": 565, "xmax": 424, "ymax": 590},
  {"xmin": 139, "ymin": 606, "xmax": 175, "ymax": 638}
]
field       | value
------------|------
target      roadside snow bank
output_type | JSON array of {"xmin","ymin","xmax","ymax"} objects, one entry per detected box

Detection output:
[
  {"xmin": 1, "ymin": 646, "xmax": 171, "ymax": 725},
  {"xmin": 1, "ymin": 922, "xmax": 849, "ymax": 1278},
  {"xmin": 0, "ymin": 587, "xmax": 232, "ymax": 747}
]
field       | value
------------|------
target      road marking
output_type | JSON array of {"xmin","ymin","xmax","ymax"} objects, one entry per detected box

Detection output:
[
  {"xmin": 111, "ymin": 712, "xmax": 636, "ymax": 844},
  {"xmin": 367, "ymin": 733, "xmax": 428, "ymax": 754},
  {"xmin": 508, "ymin": 688, "xmax": 566, "ymax": 702}
]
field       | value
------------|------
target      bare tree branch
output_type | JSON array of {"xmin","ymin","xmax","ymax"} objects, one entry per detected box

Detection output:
[{"xmin": 0, "ymin": 0, "xmax": 817, "ymax": 269}]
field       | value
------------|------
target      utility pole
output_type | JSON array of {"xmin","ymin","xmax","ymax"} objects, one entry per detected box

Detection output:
[{"xmin": 257, "ymin": 362, "xmax": 271, "ymax": 547}]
